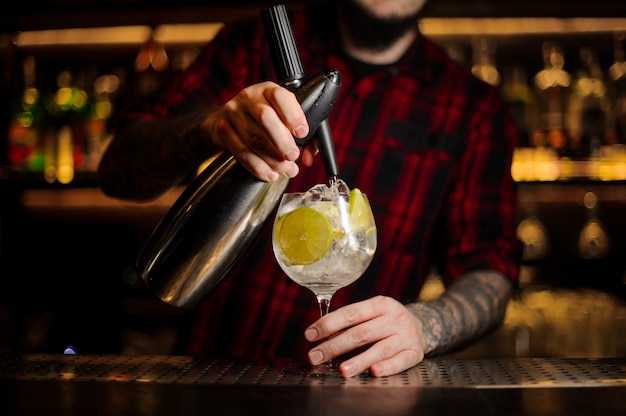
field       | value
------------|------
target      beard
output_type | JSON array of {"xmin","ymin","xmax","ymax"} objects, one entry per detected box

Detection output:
[{"xmin": 337, "ymin": 0, "xmax": 422, "ymax": 52}]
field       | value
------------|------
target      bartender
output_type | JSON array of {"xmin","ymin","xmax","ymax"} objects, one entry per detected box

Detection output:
[{"xmin": 97, "ymin": 0, "xmax": 521, "ymax": 378}]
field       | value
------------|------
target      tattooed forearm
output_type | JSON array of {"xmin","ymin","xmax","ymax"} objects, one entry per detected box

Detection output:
[{"xmin": 406, "ymin": 270, "xmax": 512, "ymax": 356}]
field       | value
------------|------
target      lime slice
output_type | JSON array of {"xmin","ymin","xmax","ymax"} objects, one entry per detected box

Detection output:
[
  {"xmin": 349, "ymin": 188, "xmax": 374, "ymax": 229},
  {"xmin": 275, "ymin": 206, "xmax": 332, "ymax": 265}
]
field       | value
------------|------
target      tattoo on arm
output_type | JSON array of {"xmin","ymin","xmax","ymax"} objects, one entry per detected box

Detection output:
[{"xmin": 406, "ymin": 270, "xmax": 512, "ymax": 356}]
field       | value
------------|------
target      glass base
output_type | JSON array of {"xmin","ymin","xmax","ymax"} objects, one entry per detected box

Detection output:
[
  {"xmin": 281, "ymin": 360, "xmax": 371, "ymax": 379},
  {"xmin": 281, "ymin": 361, "xmax": 341, "ymax": 378}
]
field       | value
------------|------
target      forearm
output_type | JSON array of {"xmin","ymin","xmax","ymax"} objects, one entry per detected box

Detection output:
[
  {"xmin": 98, "ymin": 109, "xmax": 219, "ymax": 201},
  {"xmin": 406, "ymin": 270, "xmax": 512, "ymax": 356}
]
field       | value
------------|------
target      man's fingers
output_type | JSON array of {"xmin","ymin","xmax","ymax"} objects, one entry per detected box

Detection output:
[{"xmin": 263, "ymin": 85, "xmax": 309, "ymax": 139}]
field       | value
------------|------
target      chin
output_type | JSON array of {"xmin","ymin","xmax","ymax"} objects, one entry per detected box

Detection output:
[{"xmin": 355, "ymin": 0, "xmax": 428, "ymax": 19}]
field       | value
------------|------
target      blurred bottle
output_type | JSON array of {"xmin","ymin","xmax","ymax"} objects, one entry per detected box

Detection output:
[
  {"xmin": 567, "ymin": 47, "xmax": 612, "ymax": 159},
  {"xmin": 502, "ymin": 65, "xmax": 539, "ymax": 148},
  {"xmin": 609, "ymin": 33, "xmax": 626, "ymax": 145},
  {"xmin": 43, "ymin": 69, "xmax": 91, "ymax": 184},
  {"xmin": 135, "ymin": 31, "xmax": 169, "ymax": 97},
  {"xmin": 504, "ymin": 292, "xmax": 547, "ymax": 357},
  {"xmin": 71, "ymin": 70, "xmax": 92, "ymax": 173},
  {"xmin": 471, "ymin": 37, "xmax": 500, "ymax": 87},
  {"xmin": 516, "ymin": 215, "xmax": 550, "ymax": 261},
  {"xmin": 83, "ymin": 73, "xmax": 120, "ymax": 172},
  {"xmin": 534, "ymin": 42, "xmax": 571, "ymax": 157},
  {"xmin": 578, "ymin": 191, "xmax": 610, "ymax": 259},
  {"xmin": 7, "ymin": 55, "xmax": 45, "ymax": 173}
]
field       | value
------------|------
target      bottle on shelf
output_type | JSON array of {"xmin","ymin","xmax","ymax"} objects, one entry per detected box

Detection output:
[
  {"xmin": 567, "ymin": 47, "xmax": 612, "ymax": 160},
  {"xmin": 134, "ymin": 30, "xmax": 170, "ymax": 98},
  {"xmin": 82, "ymin": 73, "xmax": 120, "ymax": 172},
  {"xmin": 471, "ymin": 37, "xmax": 500, "ymax": 87},
  {"xmin": 42, "ymin": 69, "xmax": 93, "ymax": 184},
  {"xmin": 516, "ymin": 215, "xmax": 550, "ymax": 261},
  {"xmin": 7, "ymin": 55, "xmax": 45, "ymax": 174},
  {"xmin": 578, "ymin": 191, "xmax": 610, "ymax": 259},
  {"xmin": 502, "ymin": 65, "xmax": 539, "ymax": 148},
  {"xmin": 609, "ymin": 33, "xmax": 626, "ymax": 145},
  {"xmin": 604, "ymin": 33, "xmax": 626, "ymax": 181},
  {"xmin": 534, "ymin": 42, "xmax": 571, "ymax": 159},
  {"xmin": 504, "ymin": 65, "xmax": 545, "ymax": 182}
]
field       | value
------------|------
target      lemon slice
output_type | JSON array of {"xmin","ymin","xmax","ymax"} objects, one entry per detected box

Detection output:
[
  {"xmin": 349, "ymin": 188, "xmax": 374, "ymax": 229},
  {"xmin": 275, "ymin": 206, "xmax": 332, "ymax": 265}
]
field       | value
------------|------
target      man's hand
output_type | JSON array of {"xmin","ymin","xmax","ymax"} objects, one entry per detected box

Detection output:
[
  {"xmin": 201, "ymin": 81, "xmax": 317, "ymax": 181},
  {"xmin": 305, "ymin": 295, "xmax": 426, "ymax": 378},
  {"xmin": 305, "ymin": 272, "xmax": 513, "ymax": 378}
]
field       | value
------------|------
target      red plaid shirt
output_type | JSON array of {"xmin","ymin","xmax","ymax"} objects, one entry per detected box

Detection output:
[{"xmin": 125, "ymin": 5, "xmax": 521, "ymax": 359}]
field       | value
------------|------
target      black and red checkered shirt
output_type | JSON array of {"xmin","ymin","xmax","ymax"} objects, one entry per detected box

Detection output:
[{"xmin": 124, "ymin": 6, "xmax": 521, "ymax": 359}]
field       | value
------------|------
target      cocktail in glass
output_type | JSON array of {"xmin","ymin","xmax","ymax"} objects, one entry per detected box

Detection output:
[{"xmin": 272, "ymin": 179, "xmax": 377, "ymax": 376}]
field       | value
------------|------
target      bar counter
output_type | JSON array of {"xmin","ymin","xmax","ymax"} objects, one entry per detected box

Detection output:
[{"xmin": 1, "ymin": 353, "xmax": 625, "ymax": 415}]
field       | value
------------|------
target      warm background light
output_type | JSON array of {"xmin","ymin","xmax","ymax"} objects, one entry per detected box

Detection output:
[{"xmin": 10, "ymin": 19, "xmax": 625, "ymax": 47}]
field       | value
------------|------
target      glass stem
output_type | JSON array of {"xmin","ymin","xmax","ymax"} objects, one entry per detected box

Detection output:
[
  {"xmin": 315, "ymin": 293, "xmax": 338, "ymax": 372},
  {"xmin": 317, "ymin": 294, "xmax": 333, "ymax": 317}
]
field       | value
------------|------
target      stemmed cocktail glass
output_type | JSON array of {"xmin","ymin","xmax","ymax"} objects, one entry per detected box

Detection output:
[{"xmin": 272, "ymin": 179, "xmax": 377, "ymax": 376}]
